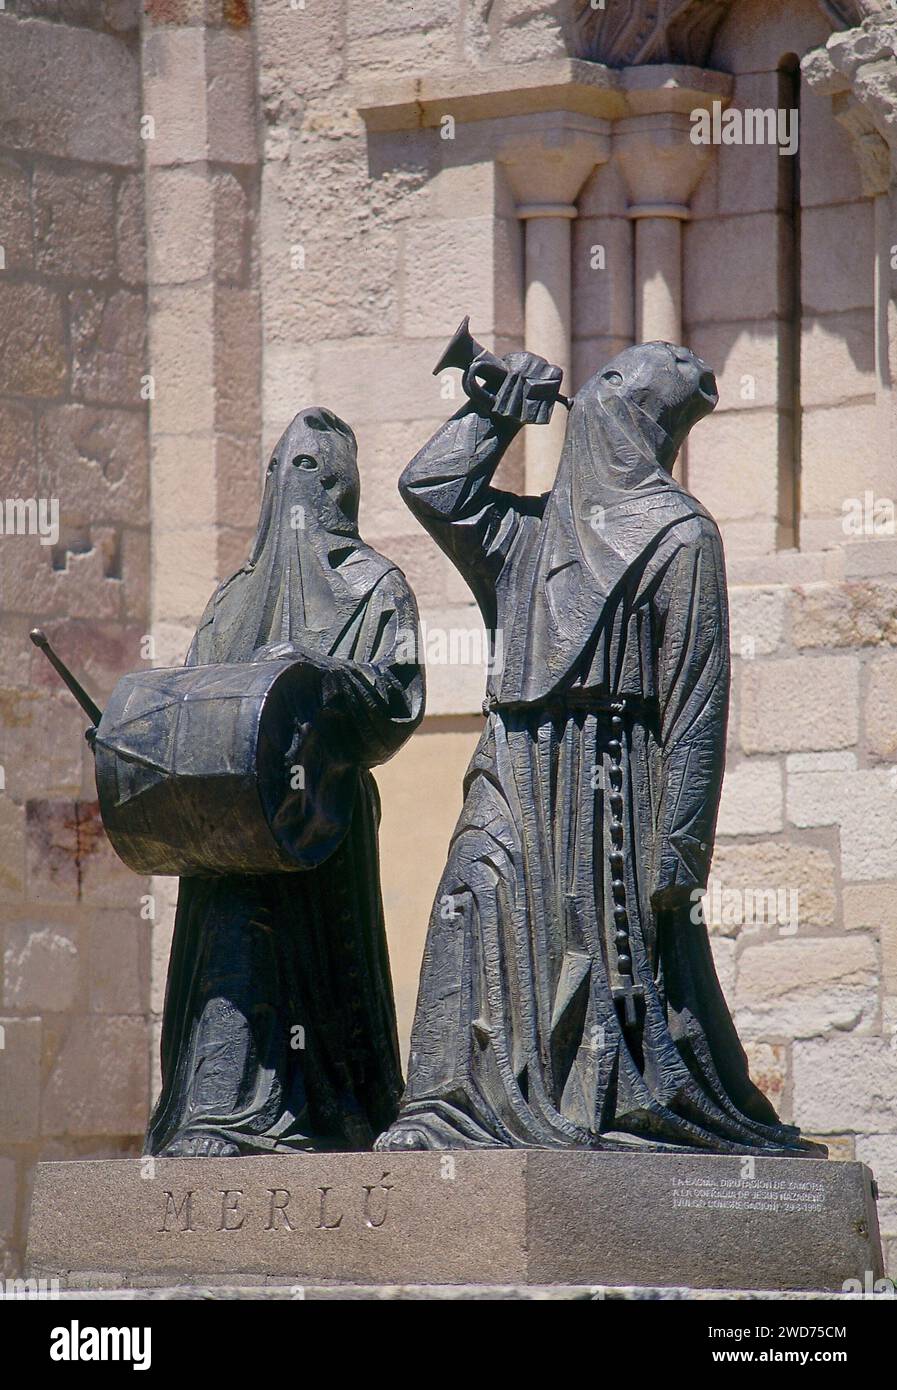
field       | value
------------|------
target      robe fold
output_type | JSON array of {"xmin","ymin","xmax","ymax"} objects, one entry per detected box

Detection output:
[{"xmin": 379, "ymin": 347, "xmax": 821, "ymax": 1157}]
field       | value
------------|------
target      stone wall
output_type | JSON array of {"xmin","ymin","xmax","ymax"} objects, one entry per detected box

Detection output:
[
  {"xmin": 0, "ymin": 0, "xmax": 895, "ymax": 1282},
  {"xmin": 0, "ymin": 0, "xmax": 151, "ymax": 1277}
]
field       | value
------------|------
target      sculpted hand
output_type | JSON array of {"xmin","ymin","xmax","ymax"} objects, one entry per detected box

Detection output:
[{"xmin": 479, "ymin": 350, "xmax": 565, "ymax": 426}]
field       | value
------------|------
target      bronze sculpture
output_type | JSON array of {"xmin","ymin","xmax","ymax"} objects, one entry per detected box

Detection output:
[
  {"xmin": 377, "ymin": 332, "xmax": 823, "ymax": 1158},
  {"xmin": 37, "ymin": 408, "xmax": 424, "ymax": 1156}
]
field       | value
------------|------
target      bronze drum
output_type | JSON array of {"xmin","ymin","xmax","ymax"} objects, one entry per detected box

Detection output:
[{"xmin": 94, "ymin": 658, "xmax": 355, "ymax": 877}]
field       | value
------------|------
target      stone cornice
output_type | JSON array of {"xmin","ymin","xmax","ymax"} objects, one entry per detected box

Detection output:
[{"xmin": 354, "ymin": 59, "xmax": 732, "ymax": 134}]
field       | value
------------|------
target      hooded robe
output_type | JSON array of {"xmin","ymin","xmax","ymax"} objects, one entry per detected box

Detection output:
[
  {"xmin": 146, "ymin": 408, "xmax": 424, "ymax": 1156},
  {"xmin": 378, "ymin": 344, "xmax": 822, "ymax": 1157}
]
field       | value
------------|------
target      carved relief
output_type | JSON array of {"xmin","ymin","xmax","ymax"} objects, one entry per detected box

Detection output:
[
  {"xmin": 574, "ymin": 0, "xmax": 894, "ymax": 71},
  {"xmin": 573, "ymin": 0, "xmax": 735, "ymax": 68}
]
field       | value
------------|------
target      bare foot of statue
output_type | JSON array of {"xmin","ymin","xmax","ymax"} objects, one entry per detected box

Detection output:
[{"xmin": 158, "ymin": 1133, "xmax": 240, "ymax": 1158}]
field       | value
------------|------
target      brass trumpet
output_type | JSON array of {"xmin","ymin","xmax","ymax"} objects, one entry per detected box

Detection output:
[{"xmin": 433, "ymin": 316, "xmax": 572, "ymax": 425}]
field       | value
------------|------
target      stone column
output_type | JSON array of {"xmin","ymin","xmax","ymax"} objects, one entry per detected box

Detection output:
[
  {"xmin": 615, "ymin": 87, "xmax": 723, "ymax": 345},
  {"xmin": 517, "ymin": 203, "xmax": 576, "ymax": 489},
  {"xmin": 614, "ymin": 74, "xmax": 730, "ymax": 480},
  {"xmin": 501, "ymin": 123, "xmax": 610, "ymax": 492},
  {"xmin": 628, "ymin": 205, "xmax": 689, "ymax": 344}
]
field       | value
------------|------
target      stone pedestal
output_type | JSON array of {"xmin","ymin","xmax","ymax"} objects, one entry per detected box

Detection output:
[{"xmin": 26, "ymin": 1151, "xmax": 883, "ymax": 1293}]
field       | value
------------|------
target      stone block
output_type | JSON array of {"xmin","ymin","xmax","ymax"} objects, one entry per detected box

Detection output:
[
  {"xmin": 793, "ymin": 1037, "xmax": 897, "ymax": 1133},
  {"xmin": 347, "ymin": 0, "xmax": 457, "ymax": 41},
  {"xmin": 70, "ymin": 289, "xmax": 147, "ymax": 407},
  {"xmin": 315, "ymin": 338, "xmax": 455, "ymax": 426},
  {"xmin": 147, "ymin": 168, "xmax": 214, "ymax": 284},
  {"xmin": 151, "ymin": 434, "xmax": 216, "ymax": 532},
  {"xmin": 262, "ymin": 345, "xmax": 317, "ymax": 447},
  {"xmin": 25, "ymin": 1151, "xmax": 883, "ymax": 1292},
  {"xmin": 33, "ymin": 167, "xmax": 116, "ymax": 280},
  {"xmin": 801, "ymin": 402, "xmax": 889, "ymax": 519},
  {"xmin": 710, "ymin": 0, "xmax": 829, "ymax": 76},
  {"xmin": 0, "ymin": 282, "xmax": 67, "ymax": 399},
  {"xmin": 712, "ymin": 71, "xmax": 783, "ymax": 216},
  {"xmin": 799, "ymin": 83, "xmax": 865, "ymax": 208},
  {"xmin": 729, "ymin": 585, "xmax": 787, "ymax": 658},
  {"xmin": 214, "ymin": 435, "xmax": 263, "ymax": 531},
  {"xmin": 843, "ymin": 538, "xmax": 897, "ymax": 579},
  {"xmin": 0, "ymin": 1158, "xmax": 16, "ymax": 1246},
  {"xmin": 716, "ymin": 759, "xmax": 783, "ymax": 836},
  {"xmin": 0, "ymin": 532, "xmax": 122, "ymax": 623},
  {"xmin": 89, "ymin": 912, "xmax": 145, "ymax": 1015},
  {"xmin": 0, "ymin": 15, "xmax": 139, "ymax": 166},
  {"xmin": 119, "ymin": 526, "xmax": 151, "ymax": 625},
  {"xmin": 735, "ymin": 936, "xmax": 878, "ymax": 1038},
  {"xmin": 147, "ymin": 286, "xmax": 215, "ymax": 434},
  {"xmin": 142, "ymin": 27, "xmax": 208, "ymax": 166},
  {"xmin": 0, "ymin": 399, "xmax": 36, "ymax": 494},
  {"xmin": 348, "ymin": 29, "xmax": 458, "ymax": 78},
  {"xmin": 151, "ymin": 527, "xmax": 218, "ymax": 627},
  {"xmin": 867, "ymin": 652, "xmax": 897, "ymax": 759},
  {"xmin": 0, "ymin": 692, "xmax": 84, "ymax": 800},
  {"xmin": 206, "ymin": 30, "xmax": 258, "ymax": 165},
  {"xmin": 788, "ymin": 766, "xmax": 897, "ymax": 881},
  {"xmin": 856, "ymin": 1135, "xmax": 897, "ymax": 1197},
  {"xmin": 710, "ymin": 934, "xmax": 735, "ymax": 1003},
  {"xmin": 686, "ymin": 409, "xmax": 779, "ymax": 522},
  {"xmin": 3, "ymin": 923, "xmax": 79, "ymax": 1013},
  {"xmin": 710, "ymin": 840, "xmax": 836, "ymax": 930},
  {"xmin": 212, "ymin": 171, "xmax": 251, "ymax": 284},
  {"xmin": 802, "ymin": 204, "xmax": 875, "ymax": 315},
  {"xmin": 0, "ymin": 798, "xmax": 25, "ymax": 899},
  {"xmin": 687, "ymin": 322, "xmax": 783, "ymax": 413},
  {"xmin": 0, "ymin": 156, "xmax": 34, "ymax": 270},
  {"xmin": 41, "ymin": 1016, "xmax": 149, "ymax": 1138},
  {"xmin": 497, "ymin": 8, "xmax": 570, "ymax": 65},
  {"xmin": 117, "ymin": 172, "xmax": 146, "ymax": 287},
  {"xmin": 37, "ymin": 404, "xmax": 149, "ymax": 527},
  {"xmin": 791, "ymin": 581, "xmax": 897, "ymax": 649},
  {"xmin": 685, "ymin": 213, "xmax": 785, "ymax": 325},
  {"xmin": 843, "ymin": 881, "xmax": 897, "ymax": 934},
  {"xmin": 255, "ymin": 0, "xmax": 344, "ymax": 112},
  {"xmin": 883, "ymin": 920, "xmax": 897, "ymax": 997},
  {"xmin": 0, "ymin": 1017, "xmax": 41, "ymax": 1142},
  {"xmin": 213, "ymin": 287, "xmax": 261, "ymax": 436},
  {"xmin": 741, "ymin": 656, "xmax": 859, "ymax": 754},
  {"xmin": 801, "ymin": 312, "xmax": 876, "ymax": 409},
  {"xmin": 403, "ymin": 215, "xmax": 515, "ymax": 340}
]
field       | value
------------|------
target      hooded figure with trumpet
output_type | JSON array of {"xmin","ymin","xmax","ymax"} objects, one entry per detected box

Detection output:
[{"xmin": 377, "ymin": 331, "xmax": 822, "ymax": 1158}]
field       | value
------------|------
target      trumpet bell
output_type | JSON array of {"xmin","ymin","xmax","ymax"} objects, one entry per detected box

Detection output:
[{"xmin": 432, "ymin": 316, "xmax": 481, "ymax": 377}]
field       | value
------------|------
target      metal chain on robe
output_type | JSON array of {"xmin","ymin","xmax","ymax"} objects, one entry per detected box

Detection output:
[{"xmin": 606, "ymin": 700, "xmax": 632, "ymax": 980}]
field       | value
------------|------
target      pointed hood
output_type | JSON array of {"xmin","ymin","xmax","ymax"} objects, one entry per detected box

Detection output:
[
  {"xmin": 497, "ymin": 342, "xmax": 719, "ymax": 705},
  {"xmin": 196, "ymin": 407, "xmax": 395, "ymax": 665}
]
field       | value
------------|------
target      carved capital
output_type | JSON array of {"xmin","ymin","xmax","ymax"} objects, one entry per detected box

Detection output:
[{"xmin": 803, "ymin": 13, "xmax": 897, "ymax": 193}]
